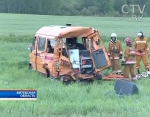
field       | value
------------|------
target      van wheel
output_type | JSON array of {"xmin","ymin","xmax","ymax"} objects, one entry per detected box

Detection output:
[
  {"xmin": 62, "ymin": 76, "xmax": 73, "ymax": 85},
  {"xmin": 45, "ymin": 69, "xmax": 50, "ymax": 78},
  {"xmin": 29, "ymin": 64, "xmax": 33, "ymax": 70},
  {"xmin": 79, "ymin": 79, "xmax": 94, "ymax": 84},
  {"xmin": 96, "ymin": 74, "xmax": 102, "ymax": 80},
  {"xmin": 63, "ymin": 79, "xmax": 72, "ymax": 85}
]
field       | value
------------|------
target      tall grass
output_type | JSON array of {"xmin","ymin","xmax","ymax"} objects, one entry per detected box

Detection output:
[
  {"xmin": 0, "ymin": 13, "xmax": 150, "ymax": 117},
  {"xmin": 0, "ymin": 33, "xmax": 149, "ymax": 117}
]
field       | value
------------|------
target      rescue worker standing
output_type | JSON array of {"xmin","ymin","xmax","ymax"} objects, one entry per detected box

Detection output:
[
  {"xmin": 108, "ymin": 33, "xmax": 123, "ymax": 74},
  {"xmin": 134, "ymin": 31, "xmax": 149, "ymax": 74},
  {"xmin": 122, "ymin": 38, "xmax": 137, "ymax": 81}
]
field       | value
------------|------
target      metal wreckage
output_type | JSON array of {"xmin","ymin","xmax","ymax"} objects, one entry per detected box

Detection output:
[{"xmin": 28, "ymin": 24, "xmax": 147, "ymax": 84}]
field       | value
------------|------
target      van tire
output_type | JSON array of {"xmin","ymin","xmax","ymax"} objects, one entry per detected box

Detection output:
[
  {"xmin": 63, "ymin": 79, "xmax": 72, "ymax": 85},
  {"xmin": 45, "ymin": 68, "xmax": 50, "ymax": 77},
  {"xmin": 29, "ymin": 63, "xmax": 33, "ymax": 70},
  {"xmin": 96, "ymin": 74, "xmax": 102, "ymax": 80}
]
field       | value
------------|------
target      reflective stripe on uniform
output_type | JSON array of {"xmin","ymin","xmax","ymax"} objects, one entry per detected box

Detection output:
[
  {"xmin": 135, "ymin": 52, "xmax": 146, "ymax": 55},
  {"xmin": 136, "ymin": 41, "xmax": 146, "ymax": 44},
  {"xmin": 120, "ymin": 51, "xmax": 123, "ymax": 54},
  {"xmin": 146, "ymin": 65, "xmax": 149, "ymax": 69},
  {"xmin": 113, "ymin": 70, "xmax": 121, "ymax": 73},
  {"xmin": 110, "ymin": 57, "xmax": 119, "ymax": 59},
  {"xmin": 136, "ymin": 66, "xmax": 140, "ymax": 69},
  {"xmin": 129, "ymin": 50, "xmax": 135, "ymax": 54},
  {"xmin": 125, "ymin": 61, "xmax": 136, "ymax": 64},
  {"xmin": 146, "ymin": 48, "xmax": 149, "ymax": 50}
]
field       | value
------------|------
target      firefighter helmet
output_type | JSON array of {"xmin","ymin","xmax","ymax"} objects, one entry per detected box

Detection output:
[
  {"xmin": 124, "ymin": 37, "xmax": 132, "ymax": 45},
  {"xmin": 137, "ymin": 31, "xmax": 144, "ymax": 37},
  {"xmin": 111, "ymin": 33, "xmax": 117, "ymax": 38},
  {"xmin": 111, "ymin": 33, "xmax": 117, "ymax": 43}
]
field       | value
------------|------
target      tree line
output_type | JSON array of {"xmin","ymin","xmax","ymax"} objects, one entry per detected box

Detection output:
[{"xmin": 0, "ymin": 0, "xmax": 150, "ymax": 16}]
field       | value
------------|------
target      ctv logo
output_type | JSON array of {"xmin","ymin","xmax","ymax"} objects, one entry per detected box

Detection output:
[{"xmin": 122, "ymin": 4, "xmax": 146, "ymax": 14}]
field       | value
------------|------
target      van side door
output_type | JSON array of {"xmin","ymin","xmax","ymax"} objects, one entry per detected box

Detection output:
[{"xmin": 36, "ymin": 37, "xmax": 47, "ymax": 73}]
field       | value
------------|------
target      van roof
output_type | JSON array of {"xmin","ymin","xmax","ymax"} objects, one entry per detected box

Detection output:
[{"xmin": 35, "ymin": 25, "xmax": 94, "ymax": 38}]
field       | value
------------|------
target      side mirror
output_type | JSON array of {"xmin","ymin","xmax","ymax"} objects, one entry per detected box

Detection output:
[{"xmin": 27, "ymin": 45, "xmax": 32, "ymax": 51}]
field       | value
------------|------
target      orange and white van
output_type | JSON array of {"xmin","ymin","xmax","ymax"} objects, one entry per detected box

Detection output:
[{"xmin": 29, "ymin": 24, "xmax": 111, "ymax": 82}]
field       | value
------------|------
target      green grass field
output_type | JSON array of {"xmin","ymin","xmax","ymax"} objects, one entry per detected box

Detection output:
[
  {"xmin": 0, "ymin": 13, "xmax": 150, "ymax": 117},
  {"xmin": 1, "ymin": 13, "xmax": 150, "ymax": 37}
]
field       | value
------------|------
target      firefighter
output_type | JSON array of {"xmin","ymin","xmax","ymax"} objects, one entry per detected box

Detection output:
[
  {"xmin": 122, "ymin": 38, "xmax": 137, "ymax": 81},
  {"xmin": 134, "ymin": 31, "xmax": 149, "ymax": 74},
  {"xmin": 108, "ymin": 33, "xmax": 123, "ymax": 74}
]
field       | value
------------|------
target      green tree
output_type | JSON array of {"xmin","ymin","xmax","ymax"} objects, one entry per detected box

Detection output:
[
  {"xmin": 113, "ymin": 0, "xmax": 127, "ymax": 14},
  {"xmin": 144, "ymin": 0, "xmax": 150, "ymax": 16},
  {"xmin": 95, "ymin": 0, "xmax": 114, "ymax": 15}
]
